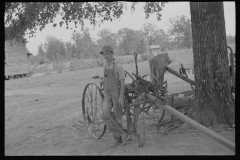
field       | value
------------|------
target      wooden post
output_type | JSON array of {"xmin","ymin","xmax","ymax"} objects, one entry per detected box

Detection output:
[
  {"xmin": 134, "ymin": 52, "xmax": 138, "ymax": 76},
  {"xmin": 154, "ymin": 98, "xmax": 235, "ymax": 152}
]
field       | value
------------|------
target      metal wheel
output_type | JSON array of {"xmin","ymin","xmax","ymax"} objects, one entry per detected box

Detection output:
[
  {"xmin": 82, "ymin": 83, "xmax": 106, "ymax": 139},
  {"xmin": 141, "ymin": 74, "xmax": 166, "ymax": 125},
  {"xmin": 140, "ymin": 102, "xmax": 166, "ymax": 125}
]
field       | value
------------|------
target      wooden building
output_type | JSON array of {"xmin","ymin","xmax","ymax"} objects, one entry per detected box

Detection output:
[
  {"xmin": 5, "ymin": 40, "xmax": 30, "ymax": 79},
  {"xmin": 149, "ymin": 45, "xmax": 161, "ymax": 57}
]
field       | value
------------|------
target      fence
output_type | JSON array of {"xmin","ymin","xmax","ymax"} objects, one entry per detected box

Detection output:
[{"xmin": 164, "ymin": 70, "xmax": 195, "ymax": 95}]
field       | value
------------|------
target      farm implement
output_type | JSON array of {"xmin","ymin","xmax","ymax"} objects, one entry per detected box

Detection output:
[{"xmin": 82, "ymin": 47, "xmax": 235, "ymax": 152}]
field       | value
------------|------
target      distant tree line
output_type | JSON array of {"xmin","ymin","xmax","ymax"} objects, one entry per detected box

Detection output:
[
  {"xmin": 226, "ymin": 34, "xmax": 235, "ymax": 44},
  {"xmin": 29, "ymin": 15, "xmax": 234, "ymax": 65}
]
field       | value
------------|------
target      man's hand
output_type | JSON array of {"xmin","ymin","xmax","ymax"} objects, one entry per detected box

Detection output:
[
  {"xmin": 99, "ymin": 78, "xmax": 104, "ymax": 87},
  {"xmin": 117, "ymin": 96, "xmax": 124, "ymax": 109}
]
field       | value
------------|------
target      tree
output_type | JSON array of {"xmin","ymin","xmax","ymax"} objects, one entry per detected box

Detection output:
[
  {"xmin": 97, "ymin": 28, "xmax": 117, "ymax": 52},
  {"xmin": 65, "ymin": 42, "xmax": 74, "ymax": 60},
  {"xmin": 70, "ymin": 27, "xmax": 102, "ymax": 63},
  {"xmin": 180, "ymin": 16, "xmax": 192, "ymax": 49},
  {"xmin": 168, "ymin": 15, "xmax": 192, "ymax": 49},
  {"xmin": 153, "ymin": 29, "xmax": 171, "ymax": 51},
  {"xmin": 35, "ymin": 44, "xmax": 46, "ymax": 64},
  {"xmin": 168, "ymin": 16, "xmax": 182, "ymax": 48},
  {"xmin": 44, "ymin": 36, "xmax": 66, "ymax": 61},
  {"xmin": 77, "ymin": 27, "xmax": 93, "ymax": 58},
  {"xmin": 82, "ymin": 27, "xmax": 102, "ymax": 62},
  {"xmin": 131, "ymin": 30, "xmax": 148, "ymax": 54},
  {"xmin": 226, "ymin": 35, "xmax": 235, "ymax": 44},
  {"xmin": 141, "ymin": 22, "xmax": 158, "ymax": 46},
  {"xmin": 5, "ymin": 2, "xmax": 234, "ymax": 127},
  {"xmin": 5, "ymin": 2, "xmax": 166, "ymax": 42},
  {"xmin": 190, "ymin": 2, "xmax": 234, "ymax": 126},
  {"xmin": 71, "ymin": 31, "xmax": 84, "ymax": 58},
  {"xmin": 116, "ymin": 28, "xmax": 137, "ymax": 55}
]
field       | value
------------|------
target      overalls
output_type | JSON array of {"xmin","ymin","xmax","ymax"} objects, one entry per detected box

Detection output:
[{"xmin": 101, "ymin": 64, "xmax": 126, "ymax": 138}]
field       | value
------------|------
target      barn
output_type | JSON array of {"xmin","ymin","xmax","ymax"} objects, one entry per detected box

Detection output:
[{"xmin": 5, "ymin": 40, "xmax": 31, "ymax": 79}]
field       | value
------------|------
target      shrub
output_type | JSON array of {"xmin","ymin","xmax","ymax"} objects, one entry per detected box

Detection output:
[
  {"xmin": 140, "ymin": 54, "xmax": 150, "ymax": 61},
  {"xmin": 52, "ymin": 55, "xmax": 66, "ymax": 73},
  {"xmin": 69, "ymin": 58, "xmax": 82, "ymax": 71},
  {"xmin": 53, "ymin": 61, "xmax": 65, "ymax": 73},
  {"xmin": 29, "ymin": 64, "xmax": 38, "ymax": 76}
]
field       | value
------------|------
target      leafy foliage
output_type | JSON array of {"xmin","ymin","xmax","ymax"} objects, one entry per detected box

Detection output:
[
  {"xmin": 28, "ymin": 15, "xmax": 193, "ymax": 66},
  {"xmin": 36, "ymin": 44, "xmax": 46, "ymax": 64},
  {"xmin": 117, "ymin": 28, "xmax": 137, "ymax": 55},
  {"xmin": 153, "ymin": 29, "xmax": 171, "ymax": 51},
  {"xmin": 226, "ymin": 35, "xmax": 235, "ymax": 44},
  {"xmin": 143, "ymin": 2, "xmax": 165, "ymax": 21},
  {"xmin": 141, "ymin": 22, "xmax": 158, "ymax": 45},
  {"xmin": 5, "ymin": 2, "xmax": 166, "ymax": 42},
  {"xmin": 45, "ymin": 36, "xmax": 67, "ymax": 61},
  {"xmin": 69, "ymin": 58, "xmax": 82, "ymax": 71},
  {"xmin": 65, "ymin": 41, "xmax": 75, "ymax": 60},
  {"xmin": 169, "ymin": 15, "xmax": 192, "ymax": 48},
  {"xmin": 97, "ymin": 28, "xmax": 117, "ymax": 52},
  {"xmin": 52, "ymin": 54, "xmax": 66, "ymax": 73}
]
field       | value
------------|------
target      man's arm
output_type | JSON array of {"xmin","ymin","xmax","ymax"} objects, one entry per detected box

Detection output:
[
  {"xmin": 118, "ymin": 79, "xmax": 125, "ymax": 108},
  {"xmin": 116, "ymin": 64, "xmax": 125, "ymax": 107},
  {"xmin": 99, "ymin": 63, "xmax": 106, "ymax": 87},
  {"xmin": 116, "ymin": 64, "xmax": 125, "ymax": 98},
  {"xmin": 119, "ymin": 79, "xmax": 125, "ymax": 99}
]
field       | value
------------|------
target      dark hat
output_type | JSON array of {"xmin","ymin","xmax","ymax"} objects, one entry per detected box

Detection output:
[{"xmin": 100, "ymin": 45, "xmax": 114, "ymax": 54}]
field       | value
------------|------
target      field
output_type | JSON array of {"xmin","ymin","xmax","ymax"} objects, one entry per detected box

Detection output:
[
  {"xmin": 5, "ymin": 46, "xmax": 235, "ymax": 155},
  {"xmin": 30, "ymin": 43, "xmax": 235, "ymax": 76}
]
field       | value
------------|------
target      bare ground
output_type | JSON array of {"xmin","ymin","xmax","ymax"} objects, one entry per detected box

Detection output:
[{"xmin": 5, "ymin": 61, "xmax": 235, "ymax": 155}]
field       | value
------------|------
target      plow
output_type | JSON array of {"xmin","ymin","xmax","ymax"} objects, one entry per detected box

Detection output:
[{"xmin": 81, "ymin": 47, "xmax": 235, "ymax": 152}]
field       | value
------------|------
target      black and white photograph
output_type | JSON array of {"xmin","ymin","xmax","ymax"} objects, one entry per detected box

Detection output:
[{"xmin": 5, "ymin": 2, "xmax": 235, "ymax": 155}]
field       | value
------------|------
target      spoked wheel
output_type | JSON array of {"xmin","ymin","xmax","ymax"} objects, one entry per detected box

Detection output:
[
  {"xmin": 141, "ymin": 74, "xmax": 166, "ymax": 125},
  {"xmin": 82, "ymin": 83, "xmax": 106, "ymax": 139},
  {"xmin": 140, "ymin": 102, "xmax": 165, "ymax": 125}
]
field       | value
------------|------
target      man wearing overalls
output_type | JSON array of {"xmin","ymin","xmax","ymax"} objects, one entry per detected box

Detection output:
[{"xmin": 99, "ymin": 45, "xmax": 128, "ymax": 148}]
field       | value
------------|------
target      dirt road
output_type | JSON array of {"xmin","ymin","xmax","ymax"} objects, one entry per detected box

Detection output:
[{"xmin": 5, "ymin": 61, "xmax": 235, "ymax": 155}]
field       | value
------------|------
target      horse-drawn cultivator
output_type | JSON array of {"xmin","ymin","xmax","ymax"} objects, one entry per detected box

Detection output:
[{"xmin": 81, "ymin": 46, "xmax": 235, "ymax": 151}]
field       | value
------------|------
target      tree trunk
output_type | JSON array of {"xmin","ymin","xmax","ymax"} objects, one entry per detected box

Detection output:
[{"xmin": 190, "ymin": 2, "xmax": 235, "ymax": 126}]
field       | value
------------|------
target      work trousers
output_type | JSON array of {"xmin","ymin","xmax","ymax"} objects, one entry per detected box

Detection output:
[{"xmin": 101, "ymin": 67, "xmax": 125, "ymax": 138}]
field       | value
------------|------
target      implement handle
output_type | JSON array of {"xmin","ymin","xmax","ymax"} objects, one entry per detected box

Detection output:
[
  {"xmin": 134, "ymin": 52, "xmax": 138, "ymax": 76},
  {"xmin": 166, "ymin": 66, "xmax": 195, "ymax": 86},
  {"xmin": 155, "ymin": 98, "xmax": 235, "ymax": 152}
]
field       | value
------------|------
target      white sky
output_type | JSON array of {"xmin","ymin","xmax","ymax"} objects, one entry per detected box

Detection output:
[{"xmin": 25, "ymin": 2, "xmax": 235, "ymax": 55}]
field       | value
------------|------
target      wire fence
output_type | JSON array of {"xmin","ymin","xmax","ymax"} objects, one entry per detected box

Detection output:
[
  {"xmin": 164, "ymin": 70, "xmax": 195, "ymax": 95},
  {"xmin": 164, "ymin": 49, "xmax": 194, "ymax": 96}
]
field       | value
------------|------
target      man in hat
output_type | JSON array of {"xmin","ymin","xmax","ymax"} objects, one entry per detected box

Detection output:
[{"xmin": 99, "ymin": 45, "xmax": 128, "ymax": 148}]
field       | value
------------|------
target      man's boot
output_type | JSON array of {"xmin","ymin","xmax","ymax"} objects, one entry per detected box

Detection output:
[
  {"xmin": 120, "ymin": 132, "xmax": 128, "ymax": 146},
  {"xmin": 108, "ymin": 135, "xmax": 121, "ymax": 148}
]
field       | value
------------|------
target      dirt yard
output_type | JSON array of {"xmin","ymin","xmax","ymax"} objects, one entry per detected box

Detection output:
[{"xmin": 5, "ymin": 60, "xmax": 235, "ymax": 155}]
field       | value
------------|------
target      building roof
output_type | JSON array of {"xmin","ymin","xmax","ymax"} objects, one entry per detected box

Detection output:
[{"xmin": 150, "ymin": 45, "xmax": 160, "ymax": 49}]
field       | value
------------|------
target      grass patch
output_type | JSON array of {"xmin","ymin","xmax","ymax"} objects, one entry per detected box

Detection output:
[{"xmin": 68, "ymin": 58, "xmax": 103, "ymax": 71}]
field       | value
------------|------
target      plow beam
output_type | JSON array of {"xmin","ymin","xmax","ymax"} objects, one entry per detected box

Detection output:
[
  {"xmin": 154, "ymin": 98, "xmax": 235, "ymax": 152},
  {"xmin": 166, "ymin": 66, "xmax": 195, "ymax": 86}
]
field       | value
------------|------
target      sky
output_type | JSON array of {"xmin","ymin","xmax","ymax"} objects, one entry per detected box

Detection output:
[{"xmin": 25, "ymin": 2, "xmax": 236, "ymax": 56}]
